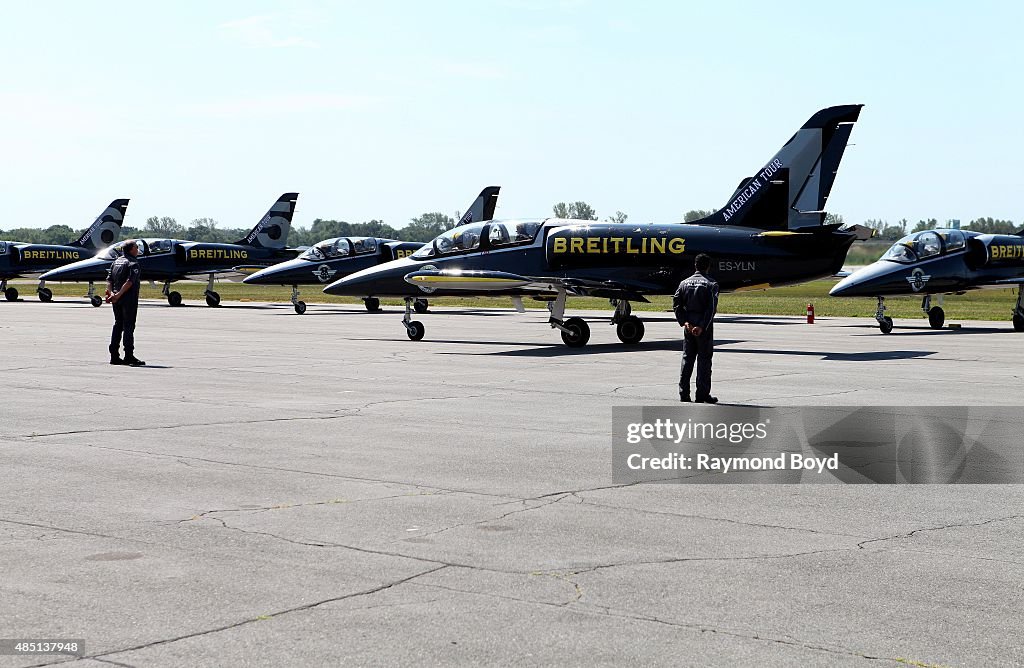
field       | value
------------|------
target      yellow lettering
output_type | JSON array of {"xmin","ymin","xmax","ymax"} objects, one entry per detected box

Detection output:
[
  {"xmin": 651, "ymin": 238, "xmax": 666, "ymax": 254},
  {"xmin": 626, "ymin": 238, "xmax": 639, "ymax": 254},
  {"xmin": 586, "ymin": 238, "xmax": 599, "ymax": 254},
  {"xmin": 668, "ymin": 238, "xmax": 686, "ymax": 254},
  {"xmin": 571, "ymin": 238, "xmax": 584, "ymax": 254},
  {"xmin": 553, "ymin": 238, "xmax": 567, "ymax": 254},
  {"xmin": 610, "ymin": 237, "xmax": 624, "ymax": 253}
]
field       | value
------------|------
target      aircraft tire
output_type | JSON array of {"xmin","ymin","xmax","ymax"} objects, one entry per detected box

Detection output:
[
  {"xmin": 413, "ymin": 298, "xmax": 429, "ymax": 314},
  {"xmin": 38, "ymin": 288, "xmax": 53, "ymax": 302},
  {"xmin": 168, "ymin": 291, "xmax": 182, "ymax": 307},
  {"xmin": 561, "ymin": 317, "xmax": 591, "ymax": 347},
  {"xmin": 616, "ymin": 316, "xmax": 645, "ymax": 344},
  {"xmin": 1013, "ymin": 314, "xmax": 1024, "ymax": 332},
  {"xmin": 879, "ymin": 316, "xmax": 894, "ymax": 334},
  {"xmin": 294, "ymin": 300, "xmax": 307, "ymax": 315},
  {"xmin": 90, "ymin": 295, "xmax": 103, "ymax": 307},
  {"xmin": 406, "ymin": 320, "xmax": 425, "ymax": 341},
  {"xmin": 206, "ymin": 291, "xmax": 221, "ymax": 307},
  {"xmin": 928, "ymin": 307, "xmax": 945, "ymax": 329},
  {"xmin": 4, "ymin": 287, "xmax": 18, "ymax": 301},
  {"xmin": 364, "ymin": 297, "xmax": 381, "ymax": 312}
]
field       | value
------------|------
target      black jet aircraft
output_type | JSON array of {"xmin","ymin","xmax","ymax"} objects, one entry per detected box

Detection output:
[
  {"xmin": 0, "ymin": 199, "xmax": 129, "ymax": 305},
  {"xmin": 243, "ymin": 186, "xmax": 500, "ymax": 314},
  {"xmin": 830, "ymin": 228, "xmax": 1024, "ymax": 333},
  {"xmin": 40, "ymin": 193, "xmax": 300, "ymax": 307},
  {"xmin": 324, "ymin": 105, "xmax": 867, "ymax": 346}
]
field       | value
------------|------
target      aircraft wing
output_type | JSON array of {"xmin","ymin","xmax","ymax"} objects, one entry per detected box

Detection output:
[
  {"xmin": 184, "ymin": 266, "xmax": 266, "ymax": 283},
  {"xmin": 404, "ymin": 269, "xmax": 651, "ymax": 301}
]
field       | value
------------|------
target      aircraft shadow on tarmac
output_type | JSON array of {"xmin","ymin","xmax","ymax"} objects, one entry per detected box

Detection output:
[
  {"xmin": 840, "ymin": 323, "xmax": 1016, "ymax": 335},
  {"xmin": 714, "ymin": 346, "xmax": 935, "ymax": 361}
]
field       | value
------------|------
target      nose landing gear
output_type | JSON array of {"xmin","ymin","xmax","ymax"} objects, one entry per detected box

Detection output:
[
  {"xmin": 291, "ymin": 285, "xmax": 306, "ymax": 314},
  {"xmin": 403, "ymin": 298, "xmax": 425, "ymax": 340},
  {"xmin": 875, "ymin": 296, "xmax": 893, "ymax": 334}
]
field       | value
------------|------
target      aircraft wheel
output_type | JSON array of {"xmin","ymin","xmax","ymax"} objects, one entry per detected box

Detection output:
[
  {"xmin": 38, "ymin": 288, "xmax": 53, "ymax": 302},
  {"xmin": 406, "ymin": 320, "xmax": 425, "ymax": 341},
  {"xmin": 413, "ymin": 298, "xmax": 429, "ymax": 314},
  {"xmin": 616, "ymin": 315, "xmax": 645, "ymax": 344},
  {"xmin": 560, "ymin": 317, "xmax": 591, "ymax": 347},
  {"xmin": 364, "ymin": 297, "xmax": 381, "ymax": 312},
  {"xmin": 1013, "ymin": 314, "xmax": 1024, "ymax": 332},
  {"xmin": 878, "ymin": 316, "xmax": 894, "ymax": 334},
  {"xmin": 168, "ymin": 291, "xmax": 182, "ymax": 307},
  {"xmin": 294, "ymin": 300, "xmax": 307, "ymax": 315},
  {"xmin": 4, "ymin": 287, "xmax": 18, "ymax": 301},
  {"xmin": 90, "ymin": 295, "xmax": 103, "ymax": 307},
  {"xmin": 205, "ymin": 291, "xmax": 221, "ymax": 307},
  {"xmin": 928, "ymin": 307, "xmax": 945, "ymax": 330}
]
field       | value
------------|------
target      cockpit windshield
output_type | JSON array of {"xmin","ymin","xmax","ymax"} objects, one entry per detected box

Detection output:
[
  {"xmin": 300, "ymin": 237, "xmax": 350, "ymax": 261},
  {"xmin": 411, "ymin": 220, "xmax": 544, "ymax": 260},
  {"xmin": 881, "ymin": 231, "xmax": 946, "ymax": 264},
  {"xmin": 100, "ymin": 241, "xmax": 131, "ymax": 260}
]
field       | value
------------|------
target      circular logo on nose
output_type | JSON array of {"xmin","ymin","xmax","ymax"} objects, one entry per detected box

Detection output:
[
  {"xmin": 314, "ymin": 264, "xmax": 337, "ymax": 283},
  {"xmin": 906, "ymin": 268, "xmax": 931, "ymax": 292}
]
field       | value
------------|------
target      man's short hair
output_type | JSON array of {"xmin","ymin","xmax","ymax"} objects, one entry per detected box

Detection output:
[
  {"xmin": 695, "ymin": 253, "xmax": 711, "ymax": 273},
  {"xmin": 123, "ymin": 240, "xmax": 138, "ymax": 252}
]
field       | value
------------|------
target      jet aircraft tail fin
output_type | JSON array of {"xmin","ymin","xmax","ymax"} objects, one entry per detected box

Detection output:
[
  {"xmin": 697, "ymin": 105, "xmax": 863, "ymax": 231},
  {"xmin": 235, "ymin": 193, "xmax": 299, "ymax": 249},
  {"xmin": 457, "ymin": 186, "xmax": 500, "ymax": 225},
  {"xmin": 70, "ymin": 199, "xmax": 130, "ymax": 249}
]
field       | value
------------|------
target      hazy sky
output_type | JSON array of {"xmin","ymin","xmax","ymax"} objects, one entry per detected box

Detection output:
[{"xmin": 3, "ymin": 1, "xmax": 1022, "ymax": 232}]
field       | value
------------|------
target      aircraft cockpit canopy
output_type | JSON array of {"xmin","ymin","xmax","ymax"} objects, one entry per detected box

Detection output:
[
  {"xmin": 144, "ymin": 239, "xmax": 173, "ymax": 255},
  {"xmin": 350, "ymin": 237, "xmax": 378, "ymax": 254},
  {"xmin": 301, "ymin": 238, "xmax": 351, "ymax": 261},
  {"xmin": 0, "ymin": 241, "xmax": 7, "ymax": 255},
  {"xmin": 881, "ymin": 229, "xmax": 965, "ymax": 264},
  {"xmin": 412, "ymin": 220, "xmax": 544, "ymax": 260}
]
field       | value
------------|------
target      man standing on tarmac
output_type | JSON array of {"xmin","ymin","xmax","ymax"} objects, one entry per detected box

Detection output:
[
  {"xmin": 105, "ymin": 240, "xmax": 145, "ymax": 367},
  {"xmin": 673, "ymin": 253, "xmax": 718, "ymax": 403}
]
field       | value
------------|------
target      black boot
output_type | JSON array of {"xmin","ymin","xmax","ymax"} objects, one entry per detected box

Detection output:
[
  {"xmin": 110, "ymin": 355, "xmax": 123, "ymax": 365},
  {"xmin": 695, "ymin": 395, "xmax": 718, "ymax": 404},
  {"xmin": 679, "ymin": 393, "xmax": 691, "ymax": 402},
  {"xmin": 124, "ymin": 355, "xmax": 146, "ymax": 367}
]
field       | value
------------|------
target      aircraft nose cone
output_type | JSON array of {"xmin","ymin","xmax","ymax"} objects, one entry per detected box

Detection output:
[
  {"xmin": 324, "ymin": 263, "xmax": 413, "ymax": 296},
  {"xmin": 244, "ymin": 259, "xmax": 305, "ymax": 285},
  {"xmin": 40, "ymin": 258, "xmax": 108, "ymax": 282},
  {"xmin": 830, "ymin": 261, "xmax": 902, "ymax": 297}
]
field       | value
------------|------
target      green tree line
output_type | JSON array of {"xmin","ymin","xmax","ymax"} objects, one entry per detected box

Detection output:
[{"xmin": 2, "ymin": 207, "xmax": 1020, "ymax": 246}]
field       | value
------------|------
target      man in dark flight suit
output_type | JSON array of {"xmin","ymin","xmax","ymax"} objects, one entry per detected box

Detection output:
[
  {"xmin": 673, "ymin": 253, "xmax": 719, "ymax": 403},
  {"xmin": 105, "ymin": 240, "xmax": 145, "ymax": 367}
]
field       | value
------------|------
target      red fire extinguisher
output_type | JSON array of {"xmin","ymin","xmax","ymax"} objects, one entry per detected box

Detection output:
[{"xmin": 806, "ymin": 303, "xmax": 815, "ymax": 324}]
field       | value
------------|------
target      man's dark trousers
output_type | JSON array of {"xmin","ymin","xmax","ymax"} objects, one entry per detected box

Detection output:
[
  {"xmin": 680, "ymin": 323, "xmax": 713, "ymax": 399},
  {"xmin": 110, "ymin": 299, "xmax": 138, "ymax": 358}
]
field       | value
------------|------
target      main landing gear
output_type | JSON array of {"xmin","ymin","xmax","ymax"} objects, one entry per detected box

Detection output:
[
  {"xmin": 204, "ymin": 275, "xmax": 220, "ymax": 307},
  {"xmin": 1013, "ymin": 287, "xmax": 1024, "ymax": 332},
  {"xmin": 548, "ymin": 289, "xmax": 589, "ymax": 347},
  {"xmin": 162, "ymin": 281, "xmax": 182, "ymax": 307},
  {"xmin": 37, "ymin": 280, "xmax": 53, "ymax": 303},
  {"xmin": 610, "ymin": 299, "xmax": 645, "ymax": 344},
  {"xmin": 2, "ymin": 279, "xmax": 18, "ymax": 302},
  {"xmin": 363, "ymin": 297, "xmax": 381, "ymax": 312},
  {"xmin": 875, "ymin": 296, "xmax": 894, "ymax": 334},
  {"xmin": 922, "ymin": 294, "xmax": 945, "ymax": 329},
  {"xmin": 403, "ymin": 297, "xmax": 425, "ymax": 341},
  {"xmin": 291, "ymin": 285, "xmax": 306, "ymax": 314},
  {"xmin": 87, "ymin": 281, "xmax": 102, "ymax": 307}
]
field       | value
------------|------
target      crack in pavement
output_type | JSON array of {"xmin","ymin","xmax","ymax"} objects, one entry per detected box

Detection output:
[
  {"xmin": 24, "ymin": 565, "xmax": 449, "ymax": 668},
  {"xmin": 406, "ymin": 580, "xmax": 902, "ymax": 664},
  {"xmin": 176, "ymin": 491, "xmax": 453, "ymax": 525},
  {"xmin": 406, "ymin": 494, "xmax": 571, "ymax": 541},
  {"xmin": 856, "ymin": 514, "xmax": 1024, "ymax": 550}
]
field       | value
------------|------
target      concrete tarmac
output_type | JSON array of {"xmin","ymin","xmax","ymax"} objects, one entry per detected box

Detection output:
[{"xmin": 1, "ymin": 299, "xmax": 1022, "ymax": 667}]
